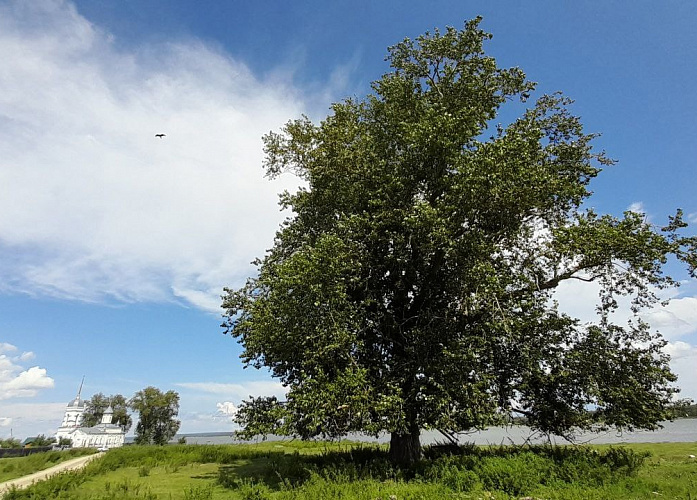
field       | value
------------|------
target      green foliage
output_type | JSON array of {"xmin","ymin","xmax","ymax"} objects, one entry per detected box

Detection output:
[
  {"xmin": 8, "ymin": 441, "xmax": 697, "ymax": 499},
  {"xmin": 129, "ymin": 387, "xmax": 181, "ymax": 445},
  {"xmin": 667, "ymin": 399, "xmax": 697, "ymax": 418},
  {"xmin": 93, "ymin": 478, "xmax": 157, "ymax": 499},
  {"xmin": 182, "ymin": 484, "xmax": 213, "ymax": 500},
  {"xmin": 0, "ymin": 438, "xmax": 20, "ymax": 449},
  {"xmin": 29, "ymin": 434, "xmax": 56, "ymax": 447},
  {"xmin": 223, "ymin": 18, "xmax": 697, "ymax": 462},
  {"xmin": 58, "ymin": 437, "xmax": 74, "ymax": 447},
  {"xmin": 83, "ymin": 393, "xmax": 133, "ymax": 432}
]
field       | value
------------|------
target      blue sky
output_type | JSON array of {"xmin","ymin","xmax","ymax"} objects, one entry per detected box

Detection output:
[{"xmin": 1, "ymin": 0, "xmax": 696, "ymax": 439}]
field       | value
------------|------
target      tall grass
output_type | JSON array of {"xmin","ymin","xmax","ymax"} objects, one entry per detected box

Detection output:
[
  {"xmin": 0, "ymin": 448, "xmax": 96, "ymax": 482},
  {"xmin": 214, "ymin": 442, "xmax": 650, "ymax": 498},
  {"xmin": 2, "ymin": 441, "xmax": 670, "ymax": 499}
]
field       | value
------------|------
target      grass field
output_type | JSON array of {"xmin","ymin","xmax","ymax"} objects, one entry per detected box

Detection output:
[
  {"xmin": 2, "ymin": 440, "xmax": 696, "ymax": 499},
  {"xmin": 0, "ymin": 449, "xmax": 96, "ymax": 483}
]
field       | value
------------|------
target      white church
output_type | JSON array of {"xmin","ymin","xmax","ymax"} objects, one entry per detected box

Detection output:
[{"xmin": 55, "ymin": 381, "xmax": 126, "ymax": 449}]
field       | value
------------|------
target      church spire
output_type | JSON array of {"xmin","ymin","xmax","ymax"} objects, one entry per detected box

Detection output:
[{"xmin": 77, "ymin": 376, "xmax": 85, "ymax": 400}]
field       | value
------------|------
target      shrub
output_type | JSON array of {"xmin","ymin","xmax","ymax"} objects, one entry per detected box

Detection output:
[
  {"xmin": 183, "ymin": 484, "xmax": 213, "ymax": 500},
  {"xmin": 138, "ymin": 464, "xmax": 151, "ymax": 477}
]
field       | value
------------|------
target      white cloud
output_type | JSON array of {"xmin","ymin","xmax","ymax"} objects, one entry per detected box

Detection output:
[
  {"xmin": 664, "ymin": 340, "xmax": 697, "ymax": 401},
  {"xmin": 642, "ymin": 297, "xmax": 697, "ymax": 338},
  {"xmin": 0, "ymin": 417, "xmax": 12, "ymax": 427},
  {"xmin": 0, "ymin": 0, "xmax": 325, "ymax": 311},
  {"xmin": 0, "ymin": 343, "xmax": 17, "ymax": 354},
  {"xmin": 664, "ymin": 341, "xmax": 697, "ymax": 360},
  {"xmin": 554, "ymin": 278, "xmax": 697, "ymax": 339},
  {"xmin": 627, "ymin": 201, "xmax": 645, "ymax": 214},
  {"xmin": 177, "ymin": 409, "xmax": 237, "ymax": 434},
  {"xmin": 216, "ymin": 401, "xmax": 238, "ymax": 417},
  {"xmin": 175, "ymin": 401, "xmax": 241, "ymax": 434},
  {"xmin": 18, "ymin": 351, "xmax": 35, "ymax": 362},
  {"xmin": 0, "ymin": 364, "xmax": 55, "ymax": 400},
  {"xmin": 0, "ymin": 342, "xmax": 54, "ymax": 401},
  {"xmin": 3, "ymin": 366, "xmax": 54, "ymax": 393},
  {"xmin": 176, "ymin": 380, "xmax": 286, "ymax": 401},
  {"xmin": 688, "ymin": 212, "xmax": 697, "ymax": 224}
]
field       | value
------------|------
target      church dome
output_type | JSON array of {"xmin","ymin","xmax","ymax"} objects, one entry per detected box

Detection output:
[{"xmin": 68, "ymin": 397, "xmax": 86, "ymax": 408}]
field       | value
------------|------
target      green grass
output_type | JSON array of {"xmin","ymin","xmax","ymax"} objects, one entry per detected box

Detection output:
[
  {"xmin": 0, "ymin": 449, "xmax": 96, "ymax": 483},
  {"xmin": 2, "ymin": 441, "xmax": 696, "ymax": 499}
]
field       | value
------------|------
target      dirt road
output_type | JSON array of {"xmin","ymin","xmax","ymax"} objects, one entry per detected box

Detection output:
[{"xmin": 0, "ymin": 453, "xmax": 102, "ymax": 495}]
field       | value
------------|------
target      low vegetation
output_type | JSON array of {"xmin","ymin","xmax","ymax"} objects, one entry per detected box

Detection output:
[
  {"xmin": 0, "ymin": 448, "xmax": 96, "ymax": 483},
  {"xmin": 0, "ymin": 440, "xmax": 21, "ymax": 450},
  {"xmin": 2, "ymin": 441, "xmax": 697, "ymax": 499}
]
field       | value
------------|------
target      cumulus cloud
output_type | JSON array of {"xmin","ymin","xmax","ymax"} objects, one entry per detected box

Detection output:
[
  {"xmin": 216, "ymin": 401, "xmax": 239, "ymax": 417},
  {"xmin": 0, "ymin": 417, "xmax": 12, "ymax": 427},
  {"xmin": 176, "ymin": 380, "xmax": 286, "ymax": 401},
  {"xmin": 0, "ymin": 0, "xmax": 329, "ymax": 311},
  {"xmin": 0, "ymin": 343, "xmax": 55, "ymax": 400},
  {"xmin": 664, "ymin": 341, "xmax": 697, "ymax": 360}
]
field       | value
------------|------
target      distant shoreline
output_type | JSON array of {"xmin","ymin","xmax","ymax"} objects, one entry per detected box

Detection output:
[{"xmin": 161, "ymin": 419, "xmax": 697, "ymax": 446}]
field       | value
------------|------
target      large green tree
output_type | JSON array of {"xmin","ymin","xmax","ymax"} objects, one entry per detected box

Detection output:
[
  {"xmin": 222, "ymin": 19, "xmax": 697, "ymax": 463},
  {"xmin": 129, "ymin": 387, "xmax": 181, "ymax": 445},
  {"xmin": 82, "ymin": 393, "xmax": 133, "ymax": 432}
]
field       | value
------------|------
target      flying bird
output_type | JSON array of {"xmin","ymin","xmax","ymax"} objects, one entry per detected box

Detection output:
[{"xmin": 155, "ymin": 133, "xmax": 166, "ymax": 138}]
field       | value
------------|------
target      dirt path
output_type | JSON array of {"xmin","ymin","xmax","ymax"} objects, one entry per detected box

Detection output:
[{"xmin": 0, "ymin": 453, "xmax": 102, "ymax": 495}]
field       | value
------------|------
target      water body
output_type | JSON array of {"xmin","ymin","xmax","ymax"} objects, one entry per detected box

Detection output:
[{"xmin": 177, "ymin": 419, "xmax": 697, "ymax": 446}]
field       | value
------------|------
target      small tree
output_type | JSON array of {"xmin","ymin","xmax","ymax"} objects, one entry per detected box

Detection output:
[
  {"xmin": 58, "ymin": 437, "xmax": 73, "ymax": 447},
  {"xmin": 0, "ymin": 438, "xmax": 20, "ymax": 449},
  {"xmin": 129, "ymin": 386, "xmax": 181, "ymax": 445},
  {"xmin": 83, "ymin": 392, "xmax": 133, "ymax": 432},
  {"xmin": 31, "ymin": 435, "xmax": 56, "ymax": 447},
  {"xmin": 223, "ymin": 19, "xmax": 697, "ymax": 464},
  {"xmin": 82, "ymin": 392, "xmax": 109, "ymax": 427}
]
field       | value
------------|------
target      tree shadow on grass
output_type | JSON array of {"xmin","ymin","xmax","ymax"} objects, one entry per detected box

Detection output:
[
  {"xmin": 190, "ymin": 471, "xmax": 217, "ymax": 480},
  {"xmin": 214, "ymin": 443, "xmax": 651, "ymax": 497},
  {"xmin": 216, "ymin": 446, "xmax": 397, "ymax": 492},
  {"xmin": 217, "ymin": 454, "xmax": 296, "ymax": 491}
]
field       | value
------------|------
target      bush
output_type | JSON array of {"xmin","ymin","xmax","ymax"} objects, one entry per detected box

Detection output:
[{"xmin": 183, "ymin": 484, "xmax": 213, "ymax": 500}]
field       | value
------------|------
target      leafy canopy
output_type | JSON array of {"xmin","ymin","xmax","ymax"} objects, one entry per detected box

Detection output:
[
  {"xmin": 129, "ymin": 386, "xmax": 181, "ymax": 445},
  {"xmin": 223, "ymin": 19, "xmax": 697, "ymax": 449},
  {"xmin": 83, "ymin": 393, "xmax": 133, "ymax": 432},
  {"xmin": 0, "ymin": 438, "xmax": 21, "ymax": 449},
  {"xmin": 28, "ymin": 435, "xmax": 55, "ymax": 447}
]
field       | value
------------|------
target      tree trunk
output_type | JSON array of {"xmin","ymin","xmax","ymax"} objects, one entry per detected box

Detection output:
[{"xmin": 388, "ymin": 429, "xmax": 421, "ymax": 464}]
